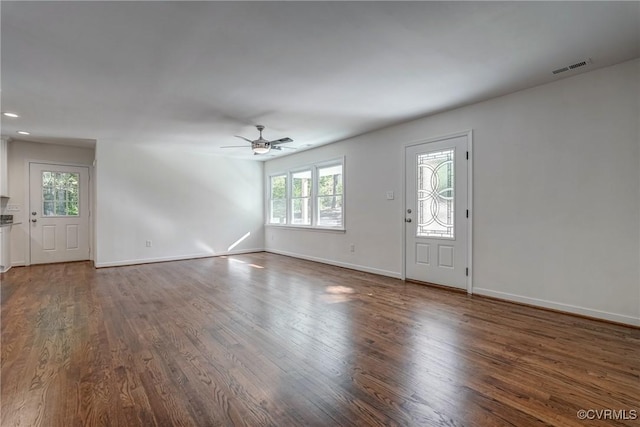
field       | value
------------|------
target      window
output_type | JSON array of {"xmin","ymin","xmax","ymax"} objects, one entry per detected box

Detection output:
[
  {"xmin": 42, "ymin": 171, "xmax": 80, "ymax": 216},
  {"xmin": 267, "ymin": 158, "xmax": 344, "ymax": 229},
  {"xmin": 269, "ymin": 174, "xmax": 287, "ymax": 224},
  {"xmin": 317, "ymin": 164, "xmax": 343, "ymax": 227},
  {"xmin": 291, "ymin": 170, "xmax": 312, "ymax": 225}
]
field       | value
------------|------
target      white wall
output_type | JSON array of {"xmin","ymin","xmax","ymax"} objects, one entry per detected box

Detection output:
[
  {"xmin": 4, "ymin": 140, "xmax": 96, "ymax": 266},
  {"xmin": 94, "ymin": 141, "xmax": 264, "ymax": 267},
  {"xmin": 265, "ymin": 59, "xmax": 640, "ymax": 326},
  {"xmin": 265, "ymin": 139, "xmax": 404, "ymax": 278}
]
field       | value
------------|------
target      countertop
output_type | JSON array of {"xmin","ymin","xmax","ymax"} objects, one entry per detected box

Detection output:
[{"xmin": 0, "ymin": 222, "xmax": 20, "ymax": 228}]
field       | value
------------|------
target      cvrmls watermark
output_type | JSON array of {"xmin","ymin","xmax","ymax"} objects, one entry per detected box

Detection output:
[{"xmin": 577, "ymin": 409, "xmax": 637, "ymax": 421}]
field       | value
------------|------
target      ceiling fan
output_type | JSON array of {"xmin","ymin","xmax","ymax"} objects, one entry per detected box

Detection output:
[{"xmin": 222, "ymin": 125, "xmax": 294, "ymax": 155}]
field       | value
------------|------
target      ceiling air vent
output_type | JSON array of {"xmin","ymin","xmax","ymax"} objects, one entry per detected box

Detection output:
[{"xmin": 552, "ymin": 58, "xmax": 592, "ymax": 75}]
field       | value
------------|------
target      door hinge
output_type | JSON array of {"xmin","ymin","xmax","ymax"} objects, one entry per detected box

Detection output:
[
  {"xmin": 466, "ymin": 151, "xmax": 469, "ymax": 160},
  {"xmin": 466, "ymin": 268, "xmax": 469, "ymax": 276},
  {"xmin": 466, "ymin": 209, "xmax": 469, "ymax": 218}
]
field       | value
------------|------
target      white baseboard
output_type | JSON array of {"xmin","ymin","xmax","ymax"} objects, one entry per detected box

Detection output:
[
  {"xmin": 473, "ymin": 287, "xmax": 640, "ymax": 327},
  {"xmin": 94, "ymin": 248, "xmax": 264, "ymax": 268},
  {"xmin": 3, "ymin": 259, "xmax": 27, "ymax": 272},
  {"xmin": 266, "ymin": 248, "xmax": 402, "ymax": 279}
]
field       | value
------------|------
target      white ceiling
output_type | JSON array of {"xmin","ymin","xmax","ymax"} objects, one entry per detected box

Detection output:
[{"xmin": 2, "ymin": 1, "xmax": 639, "ymax": 160}]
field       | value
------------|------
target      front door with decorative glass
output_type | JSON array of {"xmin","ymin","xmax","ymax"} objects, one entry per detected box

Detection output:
[
  {"xmin": 405, "ymin": 134, "xmax": 469, "ymax": 290},
  {"xmin": 29, "ymin": 163, "xmax": 90, "ymax": 264}
]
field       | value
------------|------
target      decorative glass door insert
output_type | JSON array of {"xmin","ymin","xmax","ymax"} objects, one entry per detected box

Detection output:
[{"xmin": 417, "ymin": 149, "xmax": 454, "ymax": 239}]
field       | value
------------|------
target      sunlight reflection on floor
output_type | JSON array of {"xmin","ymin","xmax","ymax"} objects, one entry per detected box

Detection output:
[{"xmin": 321, "ymin": 285, "xmax": 356, "ymax": 303}]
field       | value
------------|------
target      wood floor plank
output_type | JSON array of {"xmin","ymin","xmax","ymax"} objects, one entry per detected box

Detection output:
[{"xmin": 2, "ymin": 252, "xmax": 639, "ymax": 426}]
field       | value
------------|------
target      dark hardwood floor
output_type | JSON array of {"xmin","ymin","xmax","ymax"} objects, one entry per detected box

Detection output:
[{"xmin": 1, "ymin": 252, "xmax": 638, "ymax": 426}]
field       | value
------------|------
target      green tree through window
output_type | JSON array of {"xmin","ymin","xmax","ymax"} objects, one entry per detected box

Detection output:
[
  {"xmin": 269, "ymin": 175, "xmax": 287, "ymax": 224},
  {"xmin": 317, "ymin": 164, "xmax": 343, "ymax": 227}
]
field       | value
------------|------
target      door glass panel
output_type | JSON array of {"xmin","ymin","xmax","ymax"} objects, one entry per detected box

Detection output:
[
  {"xmin": 43, "ymin": 202, "xmax": 55, "ymax": 216},
  {"xmin": 417, "ymin": 149, "xmax": 454, "ymax": 239},
  {"xmin": 42, "ymin": 171, "xmax": 80, "ymax": 217}
]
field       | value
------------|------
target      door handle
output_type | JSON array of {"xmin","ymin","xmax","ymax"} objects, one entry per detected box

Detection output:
[
  {"xmin": 405, "ymin": 218, "xmax": 412, "ymax": 223},
  {"xmin": 31, "ymin": 219, "xmax": 37, "ymax": 223}
]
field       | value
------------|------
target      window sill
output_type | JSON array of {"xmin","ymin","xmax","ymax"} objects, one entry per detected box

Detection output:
[{"xmin": 265, "ymin": 224, "xmax": 346, "ymax": 233}]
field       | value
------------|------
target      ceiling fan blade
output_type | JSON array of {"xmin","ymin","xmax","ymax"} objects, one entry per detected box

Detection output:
[
  {"xmin": 220, "ymin": 145, "xmax": 249, "ymax": 148},
  {"xmin": 271, "ymin": 146, "xmax": 282, "ymax": 150},
  {"xmin": 270, "ymin": 137, "xmax": 293, "ymax": 145},
  {"xmin": 280, "ymin": 146, "xmax": 297, "ymax": 150},
  {"xmin": 234, "ymin": 135, "xmax": 253, "ymax": 143}
]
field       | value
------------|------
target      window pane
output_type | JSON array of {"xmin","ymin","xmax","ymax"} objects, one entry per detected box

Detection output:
[
  {"xmin": 292, "ymin": 198, "xmax": 311, "ymax": 225},
  {"xmin": 42, "ymin": 172, "xmax": 54, "ymax": 187},
  {"xmin": 43, "ymin": 187, "xmax": 55, "ymax": 201},
  {"xmin": 318, "ymin": 165, "xmax": 343, "ymax": 196},
  {"xmin": 270, "ymin": 175, "xmax": 287, "ymax": 199},
  {"xmin": 42, "ymin": 171, "xmax": 80, "ymax": 217},
  {"xmin": 417, "ymin": 149, "xmax": 454, "ymax": 238},
  {"xmin": 55, "ymin": 202, "xmax": 67, "ymax": 216},
  {"xmin": 269, "ymin": 175, "xmax": 287, "ymax": 224},
  {"xmin": 318, "ymin": 195, "xmax": 343, "ymax": 227},
  {"xmin": 43, "ymin": 202, "xmax": 55, "ymax": 216},
  {"xmin": 270, "ymin": 200, "xmax": 286, "ymax": 224},
  {"xmin": 317, "ymin": 164, "xmax": 343, "ymax": 227},
  {"xmin": 67, "ymin": 202, "xmax": 79, "ymax": 216},
  {"xmin": 292, "ymin": 170, "xmax": 312, "ymax": 198}
]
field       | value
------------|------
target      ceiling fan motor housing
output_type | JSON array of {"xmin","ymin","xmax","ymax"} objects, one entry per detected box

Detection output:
[{"xmin": 252, "ymin": 140, "xmax": 270, "ymax": 154}]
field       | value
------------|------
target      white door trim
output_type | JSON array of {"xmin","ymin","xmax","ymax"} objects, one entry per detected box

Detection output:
[
  {"xmin": 402, "ymin": 130, "xmax": 473, "ymax": 294},
  {"xmin": 24, "ymin": 160, "xmax": 93, "ymax": 266}
]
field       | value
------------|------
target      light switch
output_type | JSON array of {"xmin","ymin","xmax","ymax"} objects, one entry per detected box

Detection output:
[{"xmin": 386, "ymin": 191, "xmax": 394, "ymax": 200}]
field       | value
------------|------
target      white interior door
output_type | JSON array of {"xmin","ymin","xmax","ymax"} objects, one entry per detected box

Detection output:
[
  {"xmin": 29, "ymin": 163, "xmax": 90, "ymax": 264},
  {"xmin": 405, "ymin": 135, "xmax": 469, "ymax": 290}
]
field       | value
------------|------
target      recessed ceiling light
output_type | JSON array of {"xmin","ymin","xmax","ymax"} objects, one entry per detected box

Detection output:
[
  {"xmin": 17, "ymin": 131, "xmax": 30, "ymax": 135},
  {"xmin": 3, "ymin": 112, "xmax": 19, "ymax": 118}
]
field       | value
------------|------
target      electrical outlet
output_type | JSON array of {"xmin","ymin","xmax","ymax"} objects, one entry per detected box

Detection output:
[
  {"xmin": 146, "ymin": 240, "xmax": 152, "ymax": 247},
  {"xmin": 386, "ymin": 191, "xmax": 394, "ymax": 200},
  {"xmin": 349, "ymin": 243, "xmax": 355, "ymax": 253}
]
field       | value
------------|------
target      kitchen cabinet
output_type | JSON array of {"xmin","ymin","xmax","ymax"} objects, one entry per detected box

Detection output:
[
  {"xmin": 0, "ymin": 226, "xmax": 9, "ymax": 273},
  {"xmin": 0, "ymin": 139, "xmax": 8, "ymax": 197}
]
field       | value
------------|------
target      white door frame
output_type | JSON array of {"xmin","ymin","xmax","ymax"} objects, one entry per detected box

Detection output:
[
  {"xmin": 24, "ymin": 159, "xmax": 93, "ymax": 266},
  {"xmin": 402, "ymin": 130, "xmax": 473, "ymax": 294}
]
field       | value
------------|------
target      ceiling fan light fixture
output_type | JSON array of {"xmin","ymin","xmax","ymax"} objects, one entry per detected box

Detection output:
[{"xmin": 252, "ymin": 141, "xmax": 270, "ymax": 154}]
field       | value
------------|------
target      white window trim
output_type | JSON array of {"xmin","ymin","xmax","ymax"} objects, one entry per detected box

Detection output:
[{"xmin": 266, "ymin": 156, "xmax": 345, "ymax": 231}]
